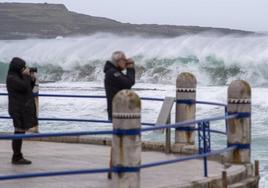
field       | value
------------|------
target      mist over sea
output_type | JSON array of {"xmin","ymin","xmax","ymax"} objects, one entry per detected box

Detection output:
[{"xmin": 0, "ymin": 33, "xmax": 267, "ymax": 187}]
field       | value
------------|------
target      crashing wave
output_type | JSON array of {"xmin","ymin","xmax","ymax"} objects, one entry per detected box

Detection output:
[{"xmin": 0, "ymin": 33, "xmax": 268, "ymax": 86}]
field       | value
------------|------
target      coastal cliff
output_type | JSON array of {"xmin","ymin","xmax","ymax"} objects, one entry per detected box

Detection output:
[{"xmin": 0, "ymin": 3, "xmax": 255, "ymax": 39}]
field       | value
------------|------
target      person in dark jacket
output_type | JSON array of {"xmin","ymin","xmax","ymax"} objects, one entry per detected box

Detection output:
[
  {"xmin": 104, "ymin": 51, "xmax": 135, "ymax": 179},
  {"xmin": 104, "ymin": 51, "xmax": 135, "ymax": 120},
  {"xmin": 6, "ymin": 57, "xmax": 38, "ymax": 165}
]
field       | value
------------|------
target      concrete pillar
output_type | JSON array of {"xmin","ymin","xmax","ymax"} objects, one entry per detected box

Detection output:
[
  {"xmin": 227, "ymin": 80, "xmax": 251, "ymax": 163},
  {"xmin": 175, "ymin": 72, "xmax": 197, "ymax": 145},
  {"xmin": 112, "ymin": 90, "xmax": 141, "ymax": 188}
]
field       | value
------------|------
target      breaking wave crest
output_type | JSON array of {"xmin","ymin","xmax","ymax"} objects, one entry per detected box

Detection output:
[{"xmin": 0, "ymin": 33, "xmax": 268, "ymax": 86}]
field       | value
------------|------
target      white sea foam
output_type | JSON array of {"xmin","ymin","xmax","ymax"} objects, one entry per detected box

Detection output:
[{"xmin": 1, "ymin": 34, "xmax": 268, "ymax": 85}]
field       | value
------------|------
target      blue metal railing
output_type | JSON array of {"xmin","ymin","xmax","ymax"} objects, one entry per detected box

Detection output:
[
  {"xmin": 0, "ymin": 113, "xmax": 240, "ymax": 140},
  {"xmin": 0, "ymin": 92, "xmax": 247, "ymax": 181},
  {"xmin": 0, "ymin": 92, "xmax": 227, "ymax": 106}
]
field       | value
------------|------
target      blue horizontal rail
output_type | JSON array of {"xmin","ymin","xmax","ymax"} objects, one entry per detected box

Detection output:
[
  {"xmin": 38, "ymin": 94, "xmax": 106, "ymax": 99},
  {"xmin": 177, "ymin": 127, "xmax": 226, "ymax": 135},
  {"xmin": 141, "ymin": 113, "xmax": 240, "ymax": 133},
  {"xmin": 0, "ymin": 116, "xmax": 226, "ymax": 134},
  {"xmin": 0, "ymin": 116, "xmax": 156, "ymax": 127},
  {"xmin": 0, "ymin": 93, "xmax": 164, "ymax": 102},
  {"xmin": 0, "ymin": 127, "xmax": 142, "ymax": 140},
  {"xmin": 0, "ymin": 168, "xmax": 111, "ymax": 181},
  {"xmin": 140, "ymin": 146, "xmax": 236, "ymax": 169},
  {"xmin": 0, "ymin": 93, "xmax": 227, "ymax": 107},
  {"xmin": 0, "ymin": 116, "xmax": 111, "ymax": 123},
  {"xmin": 0, "ymin": 130, "xmax": 114, "ymax": 140},
  {"xmin": 195, "ymin": 100, "xmax": 227, "ymax": 107},
  {"xmin": 0, "ymin": 113, "xmax": 241, "ymax": 140},
  {"xmin": 0, "ymin": 115, "xmax": 226, "ymax": 135},
  {"xmin": 177, "ymin": 99, "xmax": 227, "ymax": 107}
]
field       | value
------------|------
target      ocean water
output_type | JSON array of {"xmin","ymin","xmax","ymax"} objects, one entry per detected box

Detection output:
[{"xmin": 0, "ymin": 34, "xmax": 267, "ymax": 186}]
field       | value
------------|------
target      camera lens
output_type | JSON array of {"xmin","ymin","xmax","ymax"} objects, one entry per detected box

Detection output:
[{"xmin": 29, "ymin": 67, "xmax": 38, "ymax": 73}]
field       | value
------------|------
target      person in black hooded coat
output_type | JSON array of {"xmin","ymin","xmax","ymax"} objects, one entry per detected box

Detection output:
[
  {"xmin": 104, "ymin": 51, "xmax": 135, "ymax": 120},
  {"xmin": 104, "ymin": 51, "xmax": 135, "ymax": 179},
  {"xmin": 6, "ymin": 57, "xmax": 37, "ymax": 165}
]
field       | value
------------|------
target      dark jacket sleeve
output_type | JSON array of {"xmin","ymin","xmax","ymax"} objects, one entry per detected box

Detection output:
[
  {"xmin": 110, "ymin": 68, "xmax": 135, "ymax": 90},
  {"xmin": 7, "ymin": 75, "xmax": 32, "ymax": 93}
]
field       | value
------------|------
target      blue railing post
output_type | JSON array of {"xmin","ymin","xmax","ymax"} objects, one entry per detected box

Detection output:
[
  {"xmin": 227, "ymin": 80, "xmax": 251, "ymax": 163},
  {"xmin": 112, "ymin": 90, "xmax": 141, "ymax": 188},
  {"xmin": 198, "ymin": 121, "xmax": 211, "ymax": 177}
]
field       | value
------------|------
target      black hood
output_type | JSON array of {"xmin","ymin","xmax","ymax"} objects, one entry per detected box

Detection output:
[
  {"xmin": 104, "ymin": 61, "xmax": 117, "ymax": 73},
  {"xmin": 8, "ymin": 57, "xmax": 26, "ymax": 74}
]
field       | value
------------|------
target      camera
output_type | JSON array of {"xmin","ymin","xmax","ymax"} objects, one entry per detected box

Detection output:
[{"xmin": 29, "ymin": 67, "xmax": 38, "ymax": 73}]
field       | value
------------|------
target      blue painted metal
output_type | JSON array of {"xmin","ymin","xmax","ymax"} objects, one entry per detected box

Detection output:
[
  {"xmin": 141, "ymin": 97, "xmax": 164, "ymax": 101},
  {"xmin": 176, "ymin": 99, "xmax": 195, "ymax": 105},
  {"xmin": 175, "ymin": 127, "xmax": 195, "ymax": 131},
  {"xmin": 0, "ymin": 116, "xmax": 111, "ymax": 123},
  {"xmin": 198, "ymin": 121, "xmax": 211, "ymax": 177},
  {"xmin": 0, "ymin": 115, "xmax": 227, "ymax": 135},
  {"xmin": 0, "ymin": 92, "xmax": 244, "ymax": 180},
  {"xmin": 1, "ymin": 93, "xmax": 228, "ymax": 106},
  {"xmin": 37, "ymin": 94, "xmax": 106, "ymax": 99},
  {"xmin": 228, "ymin": 112, "xmax": 251, "ymax": 118},
  {"xmin": 0, "ymin": 128, "xmax": 140, "ymax": 140},
  {"xmin": 0, "ymin": 113, "xmax": 238, "ymax": 141},
  {"xmin": 0, "ymin": 130, "xmax": 113, "ymax": 140},
  {"xmin": 0, "ymin": 168, "xmax": 111, "ymax": 181},
  {"xmin": 140, "ymin": 146, "xmax": 236, "ymax": 169},
  {"xmin": 141, "ymin": 113, "xmax": 239, "ymax": 133},
  {"xmin": 176, "ymin": 99, "xmax": 227, "ymax": 107},
  {"xmin": 0, "ymin": 92, "xmax": 165, "ymax": 102},
  {"xmin": 225, "ymin": 106, "xmax": 228, "ymax": 136},
  {"xmin": 195, "ymin": 100, "xmax": 227, "ymax": 107},
  {"xmin": 0, "ymin": 116, "xmax": 10, "ymax": 120},
  {"xmin": 112, "ymin": 166, "xmax": 140, "ymax": 173},
  {"xmin": 114, "ymin": 128, "xmax": 141, "ymax": 136},
  {"xmin": 198, "ymin": 123, "xmax": 202, "ymax": 154},
  {"xmin": 227, "ymin": 143, "xmax": 251, "ymax": 149},
  {"xmin": 0, "ymin": 116, "xmax": 156, "ymax": 127}
]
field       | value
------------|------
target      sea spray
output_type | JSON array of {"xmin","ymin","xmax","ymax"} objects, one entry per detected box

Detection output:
[{"xmin": 0, "ymin": 33, "xmax": 268, "ymax": 86}]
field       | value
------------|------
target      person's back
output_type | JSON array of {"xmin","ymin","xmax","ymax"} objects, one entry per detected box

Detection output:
[{"xmin": 104, "ymin": 51, "xmax": 135, "ymax": 120}]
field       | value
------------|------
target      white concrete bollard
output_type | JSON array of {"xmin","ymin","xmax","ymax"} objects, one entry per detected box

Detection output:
[
  {"xmin": 227, "ymin": 80, "xmax": 251, "ymax": 163},
  {"xmin": 175, "ymin": 72, "xmax": 197, "ymax": 145},
  {"xmin": 112, "ymin": 90, "xmax": 141, "ymax": 188}
]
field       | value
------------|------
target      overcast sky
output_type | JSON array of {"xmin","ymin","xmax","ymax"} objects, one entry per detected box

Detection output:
[{"xmin": 1, "ymin": 0, "xmax": 268, "ymax": 31}]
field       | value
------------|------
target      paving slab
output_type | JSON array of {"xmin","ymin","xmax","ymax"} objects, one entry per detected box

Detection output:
[{"xmin": 0, "ymin": 141, "xmax": 245, "ymax": 188}]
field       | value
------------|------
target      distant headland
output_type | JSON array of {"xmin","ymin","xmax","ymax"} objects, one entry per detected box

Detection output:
[{"xmin": 0, "ymin": 2, "xmax": 256, "ymax": 39}]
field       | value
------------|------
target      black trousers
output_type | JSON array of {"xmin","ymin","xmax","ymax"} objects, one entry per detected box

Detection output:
[{"xmin": 12, "ymin": 131, "xmax": 25, "ymax": 161}]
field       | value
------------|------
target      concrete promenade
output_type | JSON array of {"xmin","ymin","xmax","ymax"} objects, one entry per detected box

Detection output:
[{"xmin": 0, "ymin": 140, "xmax": 246, "ymax": 188}]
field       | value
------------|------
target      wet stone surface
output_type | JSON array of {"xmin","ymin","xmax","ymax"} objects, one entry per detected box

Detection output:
[{"xmin": 0, "ymin": 141, "xmax": 244, "ymax": 188}]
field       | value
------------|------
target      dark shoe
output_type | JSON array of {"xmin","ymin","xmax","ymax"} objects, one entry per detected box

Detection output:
[
  {"xmin": 107, "ymin": 172, "xmax": 112, "ymax": 180},
  {"xmin": 12, "ymin": 158, "xmax": 32, "ymax": 165}
]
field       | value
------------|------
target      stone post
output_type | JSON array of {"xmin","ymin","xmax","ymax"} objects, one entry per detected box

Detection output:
[
  {"xmin": 112, "ymin": 90, "xmax": 141, "ymax": 188},
  {"xmin": 175, "ymin": 72, "xmax": 197, "ymax": 145},
  {"xmin": 227, "ymin": 80, "xmax": 251, "ymax": 163}
]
